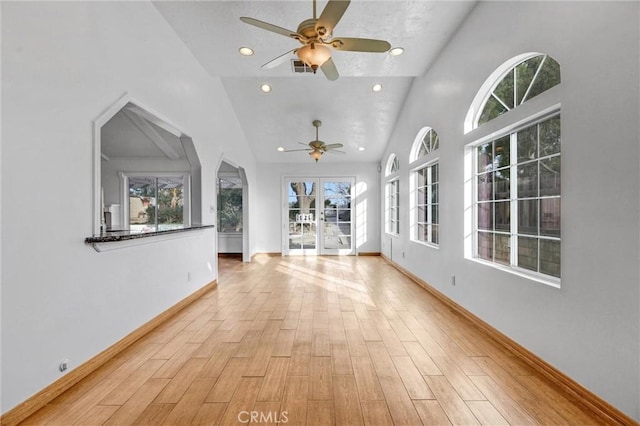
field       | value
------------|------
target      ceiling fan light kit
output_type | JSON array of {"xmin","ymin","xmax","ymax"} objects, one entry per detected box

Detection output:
[
  {"xmin": 297, "ymin": 43, "xmax": 332, "ymax": 72},
  {"xmin": 309, "ymin": 150, "xmax": 323, "ymax": 162},
  {"xmin": 240, "ymin": 0, "xmax": 391, "ymax": 81},
  {"xmin": 280, "ymin": 120, "xmax": 345, "ymax": 162}
]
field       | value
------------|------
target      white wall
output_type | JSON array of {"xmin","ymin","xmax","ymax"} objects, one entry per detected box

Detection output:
[
  {"xmin": 255, "ymin": 162, "xmax": 381, "ymax": 254},
  {"xmin": 380, "ymin": 1, "xmax": 639, "ymax": 420},
  {"xmin": 1, "ymin": 1, "xmax": 256, "ymax": 414},
  {"xmin": 218, "ymin": 233, "xmax": 243, "ymax": 253}
]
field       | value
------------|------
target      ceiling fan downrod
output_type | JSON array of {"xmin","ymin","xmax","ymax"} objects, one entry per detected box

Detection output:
[{"xmin": 313, "ymin": 119, "xmax": 321, "ymax": 140}]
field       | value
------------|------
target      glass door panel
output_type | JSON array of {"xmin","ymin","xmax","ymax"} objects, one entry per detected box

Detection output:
[
  {"xmin": 286, "ymin": 180, "xmax": 318, "ymax": 254},
  {"xmin": 320, "ymin": 178, "xmax": 354, "ymax": 254}
]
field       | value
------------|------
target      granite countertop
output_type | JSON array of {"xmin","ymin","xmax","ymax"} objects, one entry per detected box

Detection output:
[{"xmin": 85, "ymin": 224, "xmax": 215, "ymax": 244}]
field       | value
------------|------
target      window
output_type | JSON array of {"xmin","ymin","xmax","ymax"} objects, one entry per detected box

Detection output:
[
  {"xmin": 415, "ymin": 163, "xmax": 439, "ymax": 245},
  {"xmin": 386, "ymin": 179, "xmax": 399, "ymax": 235},
  {"xmin": 410, "ymin": 128, "xmax": 440, "ymax": 246},
  {"xmin": 128, "ymin": 175, "xmax": 189, "ymax": 233},
  {"xmin": 388, "ymin": 155, "xmax": 399, "ymax": 174},
  {"xmin": 217, "ymin": 176, "xmax": 243, "ymax": 232},
  {"xmin": 465, "ymin": 53, "xmax": 561, "ymax": 133},
  {"xmin": 473, "ymin": 114, "xmax": 561, "ymax": 280},
  {"xmin": 411, "ymin": 127, "xmax": 439, "ymax": 160},
  {"xmin": 466, "ymin": 53, "xmax": 561, "ymax": 285},
  {"xmin": 385, "ymin": 154, "xmax": 400, "ymax": 235}
]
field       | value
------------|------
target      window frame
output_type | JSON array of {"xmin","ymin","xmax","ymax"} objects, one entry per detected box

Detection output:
[
  {"xmin": 217, "ymin": 174, "xmax": 244, "ymax": 233},
  {"xmin": 386, "ymin": 177, "xmax": 400, "ymax": 236},
  {"xmin": 464, "ymin": 52, "xmax": 561, "ymax": 134},
  {"xmin": 385, "ymin": 153, "xmax": 400, "ymax": 236},
  {"xmin": 411, "ymin": 159, "xmax": 439, "ymax": 248},
  {"xmin": 465, "ymin": 105, "xmax": 561, "ymax": 287},
  {"xmin": 120, "ymin": 171, "xmax": 191, "ymax": 232},
  {"xmin": 410, "ymin": 127, "xmax": 440, "ymax": 162},
  {"xmin": 409, "ymin": 127, "xmax": 440, "ymax": 248}
]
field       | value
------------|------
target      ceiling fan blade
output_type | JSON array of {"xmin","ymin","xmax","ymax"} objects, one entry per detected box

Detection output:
[
  {"xmin": 262, "ymin": 49, "xmax": 297, "ymax": 69},
  {"xmin": 327, "ymin": 149, "xmax": 346, "ymax": 155},
  {"xmin": 331, "ymin": 37, "xmax": 391, "ymax": 53},
  {"xmin": 283, "ymin": 148, "xmax": 312, "ymax": 152},
  {"xmin": 316, "ymin": 0, "xmax": 350, "ymax": 37},
  {"xmin": 240, "ymin": 17, "xmax": 300, "ymax": 39},
  {"xmin": 320, "ymin": 57, "xmax": 339, "ymax": 81},
  {"xmin": 324, "ymin": 143, "xmax": 344, "ymax": 150}
]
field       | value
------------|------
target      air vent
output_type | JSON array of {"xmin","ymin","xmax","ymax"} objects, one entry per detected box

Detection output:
[{"xmin": 291, "ymin": 60, "xmax": 314, "ymax": 73}]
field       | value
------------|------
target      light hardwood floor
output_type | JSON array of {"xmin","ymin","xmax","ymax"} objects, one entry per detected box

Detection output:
[{"xmin": 21, "ymin": 255, "xmax": 604, "ymax": 425}]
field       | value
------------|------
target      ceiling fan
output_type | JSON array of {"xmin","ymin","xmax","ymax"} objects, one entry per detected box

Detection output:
[
  {"xmin": 281, "ymin": 120, "xmax": 345, "ymax": 162},
  {"xmin": 240, "ymin": 0, "xmax": 391, "ymax": 81}
]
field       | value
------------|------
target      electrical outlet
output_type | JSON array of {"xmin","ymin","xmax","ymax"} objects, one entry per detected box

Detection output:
[
  {"xmin": 59, "ymin": 359, "xmax": 69, "ymax": 372},
  {"xmin": 402, "ymin": 252, "xmax": 405, "ymax": 259},
  {"xmin": 451, "ymin": 275, "xmax": 456, "ymax": 286}
]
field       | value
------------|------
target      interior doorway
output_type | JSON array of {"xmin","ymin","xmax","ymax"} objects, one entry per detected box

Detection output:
[
  {"xmin": 217, "ymin": 160, "xmax": 250, "ymax": 262},
  {"xmin": 283, "ymin": 177, "xmax": 355, "ymax": 255}
]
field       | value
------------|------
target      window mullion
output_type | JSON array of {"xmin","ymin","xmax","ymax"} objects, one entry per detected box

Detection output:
[
  {"xmin": 510, "ymin": 133, "xmax": 518, "ymax": 267},
  {"xmin": 536, "ymin": 124, "xmax": 542, "ymax": 273},
  {"xmin": 492, "ymin": 93, "xmax": 511, "ymax": 112},
  {"xmin": 427, "ymin": 166, "xmax": 432, "ymax": 243},
  {"xmin": 513, "ymin": 68, "xmax": 517, "ymax": 108},
  {"xmin": 522, "ymin": 55, "xmax": 547, "ymax": 104},
  {"xmin": 154, "ymin": 177, "xmax": 159, "ymax": 231}
]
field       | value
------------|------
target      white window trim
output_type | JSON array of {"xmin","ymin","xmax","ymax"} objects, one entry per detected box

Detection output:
[
  {"xmin": 410, "ymin": 157, "xmax": 439, "ymax": 249},
  {"xmin": 464, "ymin": 52, "xmax": 547, "ymax": 134},
  {"xmin": 410, "ymin": 127, "xmax": 438, "ymax": 163},
  {"xmin": 385, "ymin": 177, "xmax": 400, "ymax": 236},
  {"xmin": 385, "ymin": 154, "xmax": 399, "ymax": 177},
  {"xmin": 464, "ymin": 104, "xmax": 561, "ymax": 288}
]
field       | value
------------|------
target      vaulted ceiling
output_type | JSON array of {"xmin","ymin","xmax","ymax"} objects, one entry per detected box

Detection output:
[{"xmin": 152, "ymin": 1, "xmax": 477, "ymax": 163}]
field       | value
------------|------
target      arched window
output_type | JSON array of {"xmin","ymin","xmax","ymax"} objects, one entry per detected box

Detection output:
[
  {"xmin": 410, "ymin": 128, "xmax": 439, "ymax": 246},
  {"xmin": 465, "ymin": 53, "xmax": 560, "ymax": 133},
  {"xmin": 464, "ymin": 53, "xmax": 562, "ymax": 285},
  {"xmin": 386, "ymin": 154, "xmax": 399, "ymax": 176},
  {"xmin": 410, "ymin": 127, "xmax": 439, "ymax": 162},
  {"xmin": 385, "ymin": 154, "xmax": 399, "ymax": 235}
]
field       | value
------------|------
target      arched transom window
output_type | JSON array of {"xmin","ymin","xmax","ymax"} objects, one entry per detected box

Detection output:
[
  {"xmin": 410, "ymin": 127, "xmax": 439, "ymax": 162},
  {"xmin": 465, "ymin": 53, "xmax": 561, "ymax": 133},
  {"xmin": 386, "ymin": 154, "xmax": 399, "ymax": 176}
]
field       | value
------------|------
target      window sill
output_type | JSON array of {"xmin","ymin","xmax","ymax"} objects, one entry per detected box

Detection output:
[
  {"xmin": 85, "ymin": 225, "xmax": 215, "ymax": 252},
  {"xmin": 466, "ymin": 257, "xmax": 561, "ymax": 289},
  {"xmin": 410, "ymin": 239, "xmax": 439, "ymax": 250}
]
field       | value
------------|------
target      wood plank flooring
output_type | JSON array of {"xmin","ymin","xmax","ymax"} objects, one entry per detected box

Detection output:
[{"xmin": 21, "ymin": 255, "xmax": 605, "ymax": 425}]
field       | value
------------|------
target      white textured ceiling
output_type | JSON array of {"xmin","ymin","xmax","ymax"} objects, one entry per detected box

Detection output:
[{"xmin": 153, "ymin": 0, "xmax": 477, "ymax": 163}]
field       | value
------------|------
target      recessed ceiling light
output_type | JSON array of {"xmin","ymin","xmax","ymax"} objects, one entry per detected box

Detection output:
[
  {"xmin": 277, "ymin": 146, "xmax": 285, "ymax": 152},
  {"xmin": 358, "ymin": 146, "xmax": 366, "ymax": 151},
  {"xmin": 372, "ymin": 83, "xmax": 382, "ymax": 92},
  {"xmin": 260, "ymin": 83, "xmax": 272, "ymax": 93},
  {"xmin": 389, "ymin": 47, "xmax": 404, "ymax": 56},
  {"xmin": 239, "ymin": 46, "xmax": 254, "ymax": 56}
]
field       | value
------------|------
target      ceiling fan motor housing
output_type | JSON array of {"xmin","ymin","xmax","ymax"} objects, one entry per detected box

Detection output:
[{"xmin": 297, "ymin": 18, "xmax": 329, "ymax": 39}]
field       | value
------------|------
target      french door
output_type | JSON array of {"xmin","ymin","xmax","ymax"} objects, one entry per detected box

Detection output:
[{"xmin": 283, "ymin": 177, "xmax": 355, "ymax": 255}]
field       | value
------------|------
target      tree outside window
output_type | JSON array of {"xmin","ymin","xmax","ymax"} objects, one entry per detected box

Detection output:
[
  {"xmin": 217, "ymin": 177, "xmax": 243, "ymax": 232},
  {"xmin": 129, "ymin": 176, "xmax": 185, "ymax": 233}
]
